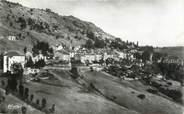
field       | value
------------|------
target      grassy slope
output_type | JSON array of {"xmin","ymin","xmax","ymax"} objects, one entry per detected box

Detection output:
[
  {"xmin": 21, "ymin": 69, "xmax": 140, "ymax": 114},
  {"xmin": 0, "ymin": 88, "xmax": 44, "ymax": 114},
  {"xmin": 83, "ymin": 71, "xmax": 184, "ymax": 114},
  {"xmin": 154, "ymin": 47, "xmax": 184, "ymax": 59}
]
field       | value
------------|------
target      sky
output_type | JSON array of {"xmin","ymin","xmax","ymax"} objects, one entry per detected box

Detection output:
[{"xmin": 7, "ymin": 0, "xmax": 184, "ymax": 47}]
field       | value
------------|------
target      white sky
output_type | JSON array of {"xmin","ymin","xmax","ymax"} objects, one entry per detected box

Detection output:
[{"xmin": 7, "ymin": 0, "xmax": 184, "ymax": 46}]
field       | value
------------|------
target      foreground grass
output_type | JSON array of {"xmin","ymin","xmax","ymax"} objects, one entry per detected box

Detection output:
[{"xmin": 83, "ymin": 71, "xmax": 184, "ymax": 114}]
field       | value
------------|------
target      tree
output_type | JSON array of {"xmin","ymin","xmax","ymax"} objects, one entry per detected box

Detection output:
[
  {"xmin": 25, "ymin": 57, "xmax": 34, "ymax": 68},
  {"xmin": 86, "ymin": 30, "xmax": 95, "ymax": 40},
  {"xmin": 84, "ymin": 39, "xmax": 94, "ymax": 49},
  {"xmin": 24, "ymin": 88, "xmax": 29, "ymax": 100},
  {"xmin": 7, "ymin": 78, "xmax": 17, "ymax": 92},
  {"xmin": 36, "ymin": 99, "xmax": 40, "ymax": 106},
  {"xmin": 0, "ymin": 53, "xmax": 3, "ymax": 69},
  {"xmin": 32, "ymin": 41, "xmax": 53, "ymax": 57},
  {"xmin": 134, "ymin": 52, "xmax": 142, "ymax": 60},
  {"xmin": 142, "ymin": 51, "xmax": 151, "ymax": 62},
  {"xmin": 41, "ymin": 98, "xmax": 47, "ymax": 108},
  {"xmin": 70, "ymin": 67, "xmax": 79, "ymax": 79},
  {"xmin": 110, "ymin": 40, "xmax": 127, "ymax": 50},
  {"xmin": 152, "ymin": 52, "xmax": 162, "ymax": 62},
  {"xmin": 19, "ymin": 84, "xmax": 24, "ymax": 98},
  {"xmin": 34, "ymin": 59, "xmax": 46, "ymax": 68},
  {"xmin": 94, "ymin": 38, "xmax": 106, "ymax": 48},
  {"xmin": 46, "ymin": 8, "xmax": 52, "ymax": 12},
  {"xmin": 21, "ymin": 106, "xmax": 27, "ymax": 114},
  {"xmin": 23, "ymin": 47, "xmax": 27, "ymax": 54},
  {"xmin": 90, "ymin": 67, "xmax": 93, "ymax": 72},
  {"xmin": 11, "ymin": 63, "xmax": 23, "ymax": 77},
  {"xmin": 30, "ymin": 94, "xmax": 34, "ymax": 102},
  {"xmin": 17, "ymin": 17, "xmax": 27, "ymax": 29}
]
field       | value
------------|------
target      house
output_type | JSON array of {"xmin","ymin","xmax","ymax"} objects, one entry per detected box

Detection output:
[
  {"xmin": 103, "ymin": 52, "xmax": 114, "ymax": 60},
  {"xmin": 81, "ymin": 54, "xmax": 96, "ymax": 63},
  {"xmin": 8, "ymin": 36, "xmax": 17, "ymax": 41},
  {"xmin": 24, "ymin": 68, "xmax": 40, "ymax": 75},
  {"xmin": 74, "ymin": 46, "xmax": 81, "ymax": 52},
  {"xmin": 95, "ymin": 54, "xmax": 103, "ymax": 62},
  {"xmin": 32, "ymin": 53, "xmax": 47, "ymax": 63},
  {"xmin": 54, "ymin": 50, "xmax": 70, "ymax": 61},
  {"xmin": 74, "ymin": 53, "xmax": 81, "ymax": 61},
  {"xmin": 52, "ymin": 44, "xmax": 63, "ymax": 51},
  {"xmin": 3, "ymin": 50, "xmax": 25, "ymax": 73},
  {"xmin": 115, "ymin": 51, "xmax": 126, "ymax": 59}
]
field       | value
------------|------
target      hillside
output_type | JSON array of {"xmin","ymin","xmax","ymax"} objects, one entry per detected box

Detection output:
[
  {"xmin": 0, "ymin": 0, "xmax": 115, "ymax": 53},
  {"xmin": 154, "ymin": 47, "xmax": 184, "ymax": 59}
]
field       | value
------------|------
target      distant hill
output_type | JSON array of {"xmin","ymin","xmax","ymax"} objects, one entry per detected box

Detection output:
[
  {"xmin": 0, "ymin": 0, "xmax": 116, "ymax": 53},
  {"xmin": 154, "ymin": 46, "xmax": 184, "ymax": 59}
]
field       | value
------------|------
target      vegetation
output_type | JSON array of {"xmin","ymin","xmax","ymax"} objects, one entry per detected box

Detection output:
[
  {"xmin": 32, "ymin": 41, "xmax": 53, "ymax": 58},
  {"xmin": 137, "ymin": 94, "xmax": 146, "ymax": 100},
  {"xmin": 41, "ymin": 98, "xmax": 47, "ymax": 108},
  {"xmin": 25, "ymin": 57, "xmax": 34, "ymax": 68},
  {"xmin": 84, "ymin": 39, "xmax": 94, "ymax": 49},
  {"xmin": 34, "ymin": 59, "xmax": 46, "ymax": 68},
  {"xmin": 110, "ymin": 38, "xmax": 127, "ymax": 50},
  {"xmin": 158, "ymin": 62, "xmax": 184, "ymax": 82},
  {"xmin": 70, "ymin": 67, "xmax": 79, "ymax": 79}
]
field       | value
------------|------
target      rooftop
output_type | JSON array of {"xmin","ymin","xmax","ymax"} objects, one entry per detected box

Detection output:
[{"xmin": 4, "ymin": 50, "xmax": 24, "ymax": 57}]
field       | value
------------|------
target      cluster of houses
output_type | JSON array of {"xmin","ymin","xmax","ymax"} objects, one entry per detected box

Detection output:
[
  {"xmin": 3, "ymin": 50, "xmax": 46, "ymax": 74},
  {"xmin": 162, "ymin": 56, "xmax": 184, "ymax": 66},
  {"xmin": 52, "ymin": 44, "xmax": 140, "ymax": 65},
  {"xmin": 2, "ymin": 43, "xmax": 141, "ymax": 74}
]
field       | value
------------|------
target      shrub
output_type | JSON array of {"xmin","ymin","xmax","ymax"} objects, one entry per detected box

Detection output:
[
  {"xmin": 167, "ymin": 82, "xmax": 172, "ymax": 86},
  {"xmin": 41, "ymin": 98, "xmax": 47, "ymax": 108},
  {"xmin": 12, "ymin": 109, "xmax": 18, "ymax": 114},
  {"xmin": 19, "ymin": 84, "xmax": 24, "ymax": 98},
  {"xmin": 36, "ymin": 99, "xmax": 40, "ymax": 105},
  {"xmin": 137, "ymin": 94, "xmax": 146, "ymax": 100},
  {"xmin": 1, "ymin": 80, "xmax": 5, "ymax": 87},
  {"xmin": 24, "ymin": 88, "xmax": 29, "ymax": 100},
  {"xmin": 46, "ymin": 8, "xmax": 52, "ymax": 12},
  {"xmin": 21, "ymin": 106, "xmax": 27, "ymax": 114},
  {"xmin": 147, "ymin": 88, "xmax": 158, "ymax": 94},
  {"xmin": 70, "ymin": 67, "xmax": 79, "ymax": 79},
  {"xmin": 30, "ymin": 94, "xmax": 34, "ymax": 102},
  {"xmin": 90, "ymin": 67, "xmax": 93, "ymax": 72}
]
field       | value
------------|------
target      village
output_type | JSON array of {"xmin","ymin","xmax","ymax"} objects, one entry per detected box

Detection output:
[
  {"xmin": 0, "ymin": 34, "xmax": 183, "ymax": 114},
  {"xmin": 0, "ymin": 0, "xmax": 183, "ymax": 113}
]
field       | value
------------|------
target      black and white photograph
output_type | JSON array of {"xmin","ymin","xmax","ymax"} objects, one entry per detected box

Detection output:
[{"xmin": 0, "ymin": 0, "xmax": 184, "ymax": 114}]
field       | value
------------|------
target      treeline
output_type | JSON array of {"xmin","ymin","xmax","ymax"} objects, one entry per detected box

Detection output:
[
  {"xmin": 158, "ymin": 62, "xmax": 184, "ymax": 82},
  {"xmin": 32, "ymin": 41, "xmax": 54, "ymax": 58}
]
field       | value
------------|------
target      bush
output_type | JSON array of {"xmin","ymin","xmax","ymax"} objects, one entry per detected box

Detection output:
[
  {"xmin": 12, "ymin": 109, "xmax": 18, "ymax": 114},
  {"xmin": 21, "ymin": 106, "xmax": 27, "ymax": 114},
  {"xmin": 137, "ymin": 94, "xmax": 146, "ymax": 100},
  {"xmin": 70, "ymin": 67, "xmax": 79, "ymax": 79},
  {"xmin": 147, "ymin": 88, "xmax": 158, "ymax": 94},
  {"xmin": 19, "ymin": 84, "xmax": 24, "ymax": 98},
  {"xmin": 36, "ymin": 99, "xmax": 40, "ymax": 105},
  {"xmin": 90, "ymin": 67, "xmax": 93, "ymax": 72},
  {"xmin": 1, "ymin": 80, "xmax": 5, "ymax": 87},
  {"xmin": 30, "ymin": 94, "xmax": 34, "ymax": 102},
  {"xmin": 41, "ymin": 98, "xmax": 47, "ymax": 108},
  {"xmin": 24, "ymin": 88, "xmax": 29, "ymax": 100}
]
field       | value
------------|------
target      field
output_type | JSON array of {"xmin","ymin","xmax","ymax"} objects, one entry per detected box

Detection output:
[
  {"xmin": 82, "ymin": 71, "xmax": 184, "ymax": 114},
  {"xmin": 21, "ymin": 69, "xmax": 139, "ymax": 114},
  {"xmin": 0, "ymin": 88, "xmax": 43, "ymax": 114},
  {"xmin": 154, "ymin": 47, "xmax": 184, "ymax": 59},
  {"xmin": 1, "ymin": 68, "xmax": 184, "ymax": 114}
]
